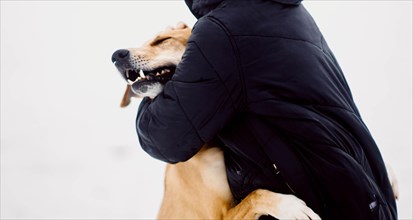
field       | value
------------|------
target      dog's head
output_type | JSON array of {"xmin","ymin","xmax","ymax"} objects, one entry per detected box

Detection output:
[{"xmin": 111, "ymin": 22, "xmax": 191, "ymax": 107}]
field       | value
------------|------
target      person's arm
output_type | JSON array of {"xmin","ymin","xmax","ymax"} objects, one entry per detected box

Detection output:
[{"xmin": 136, "ymin": 18, "xmax": 244, "ymax": 163}]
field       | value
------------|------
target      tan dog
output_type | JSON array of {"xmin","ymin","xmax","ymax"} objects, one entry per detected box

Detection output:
[{"xmin": 112, "ymin": 22, "xmax": 398, "ymax": 219}]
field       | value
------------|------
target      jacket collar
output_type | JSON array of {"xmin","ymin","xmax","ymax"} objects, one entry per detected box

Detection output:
[{"xmin": 185, "ymin": 0, "xmax": 302, "ymax": 19}]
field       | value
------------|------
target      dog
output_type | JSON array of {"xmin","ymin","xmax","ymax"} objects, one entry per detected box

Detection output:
[{"xmin": 112, "ymin": 22, "xmax": 399, "ymax": 219}]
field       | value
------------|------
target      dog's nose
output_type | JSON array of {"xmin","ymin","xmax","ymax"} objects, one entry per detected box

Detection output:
[{"xmin": 111, "ymin": 49, "xmax": 130, "ymax": 63}]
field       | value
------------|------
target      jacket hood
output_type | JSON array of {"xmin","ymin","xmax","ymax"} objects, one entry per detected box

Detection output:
[{"xmin": 185, "ymin": 0, "xmax": 302, "ymax": 19}]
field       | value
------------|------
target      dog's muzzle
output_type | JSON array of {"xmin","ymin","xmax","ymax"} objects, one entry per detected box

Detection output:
[
  {"xmin": 112, "ymin": 49, "xmax": 177, "ymax": 96},
  {"xmin": 111, "ymin": 49, "xmax": 135, "ymax": 83}
]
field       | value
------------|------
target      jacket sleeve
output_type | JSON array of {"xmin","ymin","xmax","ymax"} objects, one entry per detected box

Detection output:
[{"xmin": 136, "ymin": 18, "xmax": 244, "ymax": 163}]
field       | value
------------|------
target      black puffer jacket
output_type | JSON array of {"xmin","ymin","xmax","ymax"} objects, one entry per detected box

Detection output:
[{"xmin": 136, "ymin": 0, "xmax": 397, "ymax": 219}]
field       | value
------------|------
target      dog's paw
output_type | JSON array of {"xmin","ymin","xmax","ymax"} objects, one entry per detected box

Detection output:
[
  {"xmin": 386, "ymin": 164, "xmax": 399, "ymax": 200},
  {"xmin": 249, "ymin": 189, "xmax": 321, "ymax": 220},
  {"xmin": 269, "ymin": 193, "xmax": 321, "ymax": 220}
]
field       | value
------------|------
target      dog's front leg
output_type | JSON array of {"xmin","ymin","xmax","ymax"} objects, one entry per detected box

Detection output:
[{"xmin": 224, "ymin": 189, "xmax": 320, "ymax": 220}]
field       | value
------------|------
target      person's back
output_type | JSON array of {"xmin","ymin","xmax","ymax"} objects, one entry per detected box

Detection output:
[{"xmin": 188, "ymin": 1, "xmax": 397, "ymax": 219}]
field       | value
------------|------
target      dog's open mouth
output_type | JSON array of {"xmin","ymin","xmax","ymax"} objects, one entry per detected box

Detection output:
[{"xmin": 124, "ymin": 66, "xmax": 176, "ymax": 86}]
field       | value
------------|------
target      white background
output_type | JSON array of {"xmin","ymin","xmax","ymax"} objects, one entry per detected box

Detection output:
[{"xmin": 1, "ymin": 0, "xmax": 412, "ymax": 219}]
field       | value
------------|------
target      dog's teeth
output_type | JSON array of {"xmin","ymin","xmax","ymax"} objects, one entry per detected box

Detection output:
[
  {"xmin": 126, "ymin": 70, "xmax": 130, "ymax": 78},
  {"xmin": 161, "ymin": 70, "xmax": 166, "ymax": 74},
  {"xmin": 156, "ymin": 73, "xmax": 161, "ymax": 76},
  {"xmin": 138, "ymin": 76, "xmax": 142, "ymax": 80},
  {"xmin": 128, "ymin": 79, "xmax": 134, "ymax": 84},
  {"xmin": 139, "ymin": 69, "xmax": 145, "ymax": 78}
]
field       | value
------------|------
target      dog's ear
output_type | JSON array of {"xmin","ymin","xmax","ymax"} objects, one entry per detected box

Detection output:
[
  {"xmin": 176, "ymin": 22, "xmax": 188, "ymax": 29},
  {"xmin": 120, "ymin": 84, "xmax": 136, "ymax": 108}
]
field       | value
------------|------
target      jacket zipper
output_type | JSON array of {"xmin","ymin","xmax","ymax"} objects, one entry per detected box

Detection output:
[{"xmin": 273, "ymin": 163, "xmax": 295, "ymax": 193}]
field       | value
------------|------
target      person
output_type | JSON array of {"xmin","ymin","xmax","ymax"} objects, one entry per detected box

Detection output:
[{"xmin": 136, "ymin": 0, "xmax": 397, "ymax": 219}]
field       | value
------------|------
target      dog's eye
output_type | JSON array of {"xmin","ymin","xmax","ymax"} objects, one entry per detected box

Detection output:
[{"xmin": 151, "ymin": 37, "xmax": 171, "ymax": 46}]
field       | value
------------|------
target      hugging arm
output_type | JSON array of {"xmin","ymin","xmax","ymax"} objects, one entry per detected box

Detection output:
[{"xmin": 136, "ymin": 18, "xmax": 242, "ymax": 163}]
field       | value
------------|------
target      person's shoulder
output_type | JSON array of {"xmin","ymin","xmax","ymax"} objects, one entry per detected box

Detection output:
[
  {"xmin": 188, "ymin": 16, "xmax": 230, "ymax": 44},
  {"xmin": 192, "ymin": 15, "xmax": 226, "ymax": 32}
]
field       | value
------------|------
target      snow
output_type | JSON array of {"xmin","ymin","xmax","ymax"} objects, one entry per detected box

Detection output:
[{"xmin": 1, "ymin": 1, "xmax": 411, "ymax": 219}]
